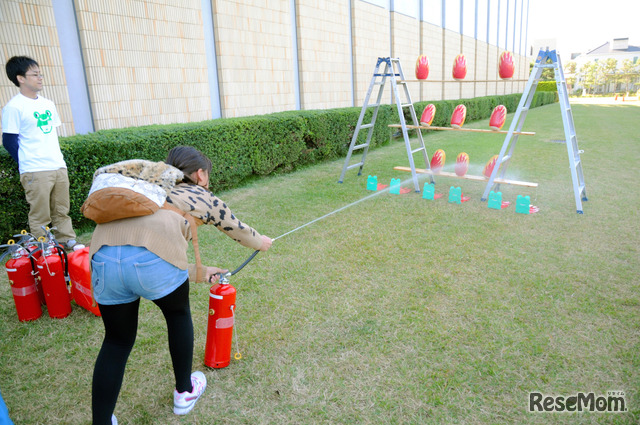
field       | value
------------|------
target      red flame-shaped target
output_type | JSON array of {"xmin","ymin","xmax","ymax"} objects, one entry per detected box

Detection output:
[
  {"xmin": 499, "ymin": 51, "xmax": 515, "ymax": 79},
  {"xmin": 489, "ymin": 105, "xmax": 507, "ymax": 130},
  {"xmin": 452, "ymin": 54, "xmax": 467, "ymax": 80},
  {"xmin": 420, "ymin": 104, "xmax": 436, "ymax": 126},
  {"xmin": 415, "ymin": 55, "xmax": 430, "ymax": 80},
  {"xmin": 430, "ymin": 149, "xmax": 446, "ymax": 174},
  {"xmin": 483, "ymin": 155, "xmax": 499, "ymax": 178},
  {"xmin": 450, "ymin": 104, "xmax": 467, "ymax": 128},
  {"xmin": 455, "ymin": 152, "xmax": 469, "ymax": 176}
]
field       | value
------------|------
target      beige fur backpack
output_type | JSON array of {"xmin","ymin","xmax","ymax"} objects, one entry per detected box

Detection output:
[{"xmin": 81, "ymin": 159, "xmax": 205, "ymax": 281}]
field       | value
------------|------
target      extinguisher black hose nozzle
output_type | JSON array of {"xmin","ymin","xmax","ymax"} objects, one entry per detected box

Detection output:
[
  {"xmin": 230, "ymin": 250, "xmax": 260, "ymax": 276},
  {"xmin": 210, "ymin": 250, "xmax": 261, "ymax": 283}
]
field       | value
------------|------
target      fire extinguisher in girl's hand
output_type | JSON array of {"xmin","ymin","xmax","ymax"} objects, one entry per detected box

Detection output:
[{"xmin": 204, "ymin": 273, "xmax": 237, "ymax": 369}]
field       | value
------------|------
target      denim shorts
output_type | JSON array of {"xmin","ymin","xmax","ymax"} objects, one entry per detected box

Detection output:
[{"xmin": 91, "ymin": 245, "xmax": 189, "ymax": 305}]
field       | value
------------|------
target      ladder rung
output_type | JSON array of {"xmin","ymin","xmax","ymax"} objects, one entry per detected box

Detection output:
[
  {"xmin": 345, "ymin": 162, "xmax": 363, "ymax": 171},
  {"xmin": 359, "ymin": 123, "xmax": 374, "ymax": 129},
  {"xmin": 501, "ymin": 155, "xmax": 511, "ymax": 163},
  {"xmin": 579, "ymin": 185, "xmax": 586, "ymax": 193},
  {"xmin": 352, "ymin": 143, "xmax": 369, "ymax": 150},
  {"xmin": 366, "ymin": 103, "xmax": 380, "ymax": 108},
  {"xmin": 373, "ymin": 81, "xmax": 384, "ymax": 86},
  {"xmin": 400, "ymin": 103, "xmax": 412, "ymax": 108},
  {"xmin": 411, "ymin": 147, "xmax": 425, "ymax": 154},
  {"xmin": 573, "ymin": 158, "xmax": 581, "ymax": 166}
]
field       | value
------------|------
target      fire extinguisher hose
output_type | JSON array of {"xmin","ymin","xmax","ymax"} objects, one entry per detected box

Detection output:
[
  {"xmin": 229, "ymin": 250, "xmax": 259, "ymax": 276},
  {"xmin": 210, "ymin": 249, "xmax": 260, "ymax": 283}
]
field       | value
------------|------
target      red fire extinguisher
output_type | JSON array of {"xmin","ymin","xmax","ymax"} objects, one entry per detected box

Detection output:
[
  {"xmin": 12, "ymin": 230, "xmax": 46, "ymax": 305},
  {"xmin": 67, "ymin": 246, "xmax": 101, "ymax": 316},
  {"xmin": 36, "ymin": 243, "xmax": 72, "ymax": 319},
  {"xmin": 2, "ymin": 242, "xmax": 42, "ymax": 322},
  {"xmin": 204, "ymin": 273, "xmax": 239, "ymax": 368}
]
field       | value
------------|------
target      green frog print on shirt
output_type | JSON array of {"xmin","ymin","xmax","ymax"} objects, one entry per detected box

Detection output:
[{"xmin": 34, "ymin": 110, "xmax": 53, "ymax": 134}]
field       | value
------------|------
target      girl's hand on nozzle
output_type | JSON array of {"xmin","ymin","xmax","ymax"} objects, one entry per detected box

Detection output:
[
  {"xmin": 207, "ymin": 267, "xmax": 228, "ymax": 283},
  {"xmin": 259, "ymin": 235, "xmax": 272, "ymax": 251}
]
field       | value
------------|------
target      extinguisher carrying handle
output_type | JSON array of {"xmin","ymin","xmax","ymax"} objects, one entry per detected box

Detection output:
[{"xmin": 211, "ymin": 250, "xmax": 260, "ymax": 283}]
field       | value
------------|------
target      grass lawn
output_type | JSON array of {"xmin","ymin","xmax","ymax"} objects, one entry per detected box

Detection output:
[{"xmin": 1, "ymin": 102, "xmax": 639, "ymax": 424}]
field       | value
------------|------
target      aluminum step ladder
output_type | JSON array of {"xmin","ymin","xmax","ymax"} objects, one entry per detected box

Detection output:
[
  {"xmin": 338, "ymin": 57, "xmax": 431, "ymax": 192},
  {"xmin": 481, "ymin": 49, "xmax": 588, "ymax": 213}
]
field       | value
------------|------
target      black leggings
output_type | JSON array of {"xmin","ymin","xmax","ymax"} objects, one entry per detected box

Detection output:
[{"xmin": 92, "ymin": 278, "xmax": 193, "ymax": 424}]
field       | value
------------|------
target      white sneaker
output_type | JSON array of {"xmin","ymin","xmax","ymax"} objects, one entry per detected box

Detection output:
[
  {"xmin": 173, "ymin": 371, "xmax": 207, "ymax": 415},
  {"xmin": 111, "ymin": 414, "xmax": 118, "ymax": 425}
]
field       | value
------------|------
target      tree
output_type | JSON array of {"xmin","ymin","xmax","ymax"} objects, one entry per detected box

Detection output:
[
  {"xmin": 565, "ymin": 61, "xmax": 577, "ymax": 91},
  {"xmin": 620, "ymin": 59, "xmax": 639, "ymax": 93},
  {"xmin": 602, "ymin": 58, "xmax": 618, "ymax": 93},
  {"xmin": 579, "ymin": 62, "xmax": 598, "ymax": 94}
]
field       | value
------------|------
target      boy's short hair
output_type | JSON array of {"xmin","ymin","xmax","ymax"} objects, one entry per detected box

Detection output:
[{"xmin": 5, "ymin": 56, "xmax": 39, "ymax": 87}]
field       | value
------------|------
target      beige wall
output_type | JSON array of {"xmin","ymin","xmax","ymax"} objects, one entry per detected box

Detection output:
[
  {"xmin": 297, "ymin": 0, "xmax": 351, "ymax": 110},
  {"xmin": 0, "ymin": 0, "xmax": 74, "ymax": 136},
  {"xmin": 418, "ymin": 23, "xmax": 444, "ymax": 102},
  {"xmin": 391, "ymin": 12, "xmax": 420, "ymax": 80},
  {"xmin": 75, "ymin": 0, "xmax": 211, "ymax": 130},
  {"xmin": 0, "ymin": 0, "xmax": 531, "ymax": 136},
  {"xmin": 213, "ymin": 0, "xmax": 296, "ymax": 118},
  {"xmin": 351, "ymin": 1, "xmax": 390, "ymax": 106},
  {"xmin": 475, "ymin": 40, "xmax": 489, "ymax": 98}
]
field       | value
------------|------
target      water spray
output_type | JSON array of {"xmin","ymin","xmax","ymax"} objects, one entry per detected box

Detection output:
[{"xmin": 223, "ymin": 174, "xmax": 426, "ymax": 276}]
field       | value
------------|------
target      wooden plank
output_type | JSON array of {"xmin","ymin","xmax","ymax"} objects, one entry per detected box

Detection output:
[
  {"xmin": 393, "ymin": 166, "xmax": 538, "ymax": 188},
  {"xmin": 389, "ymin": 124, "xmax": 535, "ymax": 136}
]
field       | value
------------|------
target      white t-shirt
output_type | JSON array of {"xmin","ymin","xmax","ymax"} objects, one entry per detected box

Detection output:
[{"xmin": 1, "ymin": 93, "xmax": 66, "ymax": 174}]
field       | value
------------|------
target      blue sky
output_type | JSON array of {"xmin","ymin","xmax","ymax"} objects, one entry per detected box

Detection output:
[{"xmin": 527, "ymin": 0, "xmax": 640, "ymax": 55}]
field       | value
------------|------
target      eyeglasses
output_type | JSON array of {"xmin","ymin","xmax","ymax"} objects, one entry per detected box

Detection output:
[{"xmin": 25, "ymin": 73, "xmax": 44, "ymax": 78}]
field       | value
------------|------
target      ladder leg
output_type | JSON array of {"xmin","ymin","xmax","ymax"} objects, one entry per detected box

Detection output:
[
  {"xmin": 481, "ymin": 64, "xmax": 542, "ymax": 201},
  {"xmin": 390, "ymin": 58, "xmax": 431, "ymax": 192},
  {"xmin": 556, "ymin": 52, "xmax": 587, "ymax": 213},
  {"xmin": 339, "ymin": 58, "xmax": 387, "ymax": 183}
]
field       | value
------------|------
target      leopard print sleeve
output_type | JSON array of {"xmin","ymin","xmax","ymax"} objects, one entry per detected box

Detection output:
[{"xmin": 167, "ymin": 183, "xmax": 263, "ymax": 250}]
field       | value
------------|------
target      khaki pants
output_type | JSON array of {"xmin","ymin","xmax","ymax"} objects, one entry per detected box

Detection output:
[{"xmin": 20, "ymin": 168, "xmax": 76, "ymax": 242}]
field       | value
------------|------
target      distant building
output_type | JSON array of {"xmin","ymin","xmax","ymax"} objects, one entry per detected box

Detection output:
[{"xmin": 570, "ymin": 38, "xmax": 640, "ymax": 94}]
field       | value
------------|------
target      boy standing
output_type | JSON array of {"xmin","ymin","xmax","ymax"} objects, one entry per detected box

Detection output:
[{"xmin": 2, "ymin": 56, "xmax": 77, "ymax": 247}]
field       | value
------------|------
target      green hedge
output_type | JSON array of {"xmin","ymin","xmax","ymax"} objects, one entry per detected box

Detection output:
[
  {"xmin": 0, "ymin": 92, "xmax": 555, "ymax": 239},
  {"xmin": 537, "ymin": 81, "xmax": 557, "ymax": 92}
]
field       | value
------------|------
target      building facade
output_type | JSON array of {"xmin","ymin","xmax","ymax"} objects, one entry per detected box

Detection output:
[
  {"xmin": 570, "ymin": 38, "xmax": 640, "ymax": 94},
  {"xmin": 0, "ymin": 0, "xmax": 530, "ymax": 137}
]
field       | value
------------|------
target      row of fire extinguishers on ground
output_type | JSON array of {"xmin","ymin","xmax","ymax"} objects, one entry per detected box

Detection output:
[
  {"xmin": 2, "ymin": 225, "xmax": 250, "ymax": 370},
  {"xmin": 1, "ymin": 227, "xmax": 101, "ymax": 321}
]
